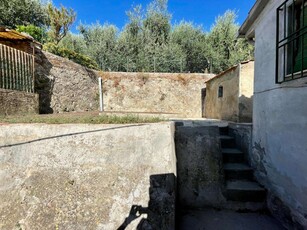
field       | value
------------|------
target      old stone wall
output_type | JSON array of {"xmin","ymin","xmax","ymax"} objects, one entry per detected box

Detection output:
[
  {"xmin": 35, "ymin": 51, "xmax": 214, "ymax": 117},
  {"xmin": 0, "ymin": 122, "xmax": 176, "ymax": 229},
  {"xmin": 100, "ymin": 72, "xmax": 214, "ymax": 118},
  {"xmin": 0, "ymin": 89, "xmax": 38, "ymax": 115},
  {"xmin": 35, "ymin": 51, "xmax": 99, "ymax": 114}
]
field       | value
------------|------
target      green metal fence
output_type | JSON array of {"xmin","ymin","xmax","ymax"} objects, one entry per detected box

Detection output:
[{"xmin": 0, "ymin": 43, "xmax": 34, "ymax": 93}]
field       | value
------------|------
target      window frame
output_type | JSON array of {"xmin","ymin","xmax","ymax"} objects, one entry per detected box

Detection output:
[
  {"xmin": 276, "ymin": 0, "xmax": 307, "ymax": 83},
  {"xmin": 218, "ymin": 86, "xmax": 223, "ymax": 98}
]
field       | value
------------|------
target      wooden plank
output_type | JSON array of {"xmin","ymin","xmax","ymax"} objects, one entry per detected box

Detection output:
[
  {"xmin": 14, "ymin": 48, "xmax": 19, "ymax": 90},
  {"xmin": 0, "ymin": 43, "xmax": 36, "ymax": 92},
  {"xmin": 4, "ymin": 45, "xmax": 8, "ymax": 89},
  {"xmin": 11, "ymin": 47, "xmax": 16, "ymax": 90},
  {"xmin": 26, "ymin": 54, "xmax": 30, "ymax": 92},
  {"xmin": 20, "ymin": 51, "xmax": 24, "ymax": 91},
  {"xmin": 25, "ymin": 53, "xmax": 28, "ymax": 92},
  {"xmin": 32, "ymin": 47, "xmax": 35, "ymax": 93},
  {"xmin": 0, "ymin": 44, "xmax": 3, "ymax": 89},
  {"xmin": 1, "ymin": 44, "xmax": 4, "ymax": 89},
  {"xmin": 17, "ymin": 49, "xmax": 21, "ymax": 90},
  {"xmin": 7, "ymin": 46, "xmax": 12, "ymax": 90},
  {"xmin": 23, "ymin": 52, "xmax": 27, "ymax": 92}
]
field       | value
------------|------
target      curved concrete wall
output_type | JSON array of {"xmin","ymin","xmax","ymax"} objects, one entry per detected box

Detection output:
[{"xmin": 0, "ymin": 122, "xmax": 176, "ymax": 229}]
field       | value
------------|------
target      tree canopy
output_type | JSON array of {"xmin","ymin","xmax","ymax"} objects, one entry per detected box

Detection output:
[
  {"xmin": 0, "ymin": 0, "xmax": 48, "ymax": 28},
  {"xmin": 0, "ymin": 0, "xmax": 254, "ymax": 73},
  {"xmin": 75, "ymin": 2, "xmax": 253, "ymax": 73},
  {"xmin": 47, "ymin": 3, "xmax": 76, "ymax": 44}
]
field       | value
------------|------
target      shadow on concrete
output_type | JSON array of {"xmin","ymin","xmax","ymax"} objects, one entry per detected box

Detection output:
[
  {"xmin": 117, "ymin": 173, "xmax": 176, "ymax": 230},
  {"xmin": 0, "ymin": 124, "xmax": 147, "ymax": 148}
]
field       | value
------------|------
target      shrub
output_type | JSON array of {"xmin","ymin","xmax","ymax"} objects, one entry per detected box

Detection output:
[
  {"xmin": 44, "ymin": 42, "xmax": 100, "ymax": 70},
  {"xmin": 16, "ymin": 24, "xmax": 47, "ymax": 43}
]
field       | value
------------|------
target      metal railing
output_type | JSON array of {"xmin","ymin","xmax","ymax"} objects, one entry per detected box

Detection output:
[
  {"xmin": 0, "ymin": 43, "xmax": 34, "ymax": 93},
  {"xmin": 276, "ymin": 0, "xmax": 307, "ymax": 83}
]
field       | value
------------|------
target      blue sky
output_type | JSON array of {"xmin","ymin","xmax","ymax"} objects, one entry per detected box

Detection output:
[{"xmin": 52, "ymin": 0, "xmax": 256, "ymax": 33}]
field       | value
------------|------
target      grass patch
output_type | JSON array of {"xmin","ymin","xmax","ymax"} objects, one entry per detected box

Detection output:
[{"xmin": 0, "ymin": 113, "xmax": 164, "ymax": 124}]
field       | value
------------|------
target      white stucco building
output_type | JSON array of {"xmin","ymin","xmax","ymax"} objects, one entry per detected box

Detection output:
[{"xmin": 239, "ymin": 0, "xmax": 307, "ymax": 228}]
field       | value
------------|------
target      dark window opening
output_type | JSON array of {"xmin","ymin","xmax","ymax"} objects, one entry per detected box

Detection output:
[
  {"xmin": 218, "ymin": 86, "xmax": 223, "ymax": 98},
  {"xmin": 276, "ymin": 0, "xmax": 307, "ymax": 83}
]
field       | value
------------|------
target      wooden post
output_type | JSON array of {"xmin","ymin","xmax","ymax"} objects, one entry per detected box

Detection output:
[
  {"xmin": 32, "ymin": 45, "xmax": 35, "ymax": 93},
  {"xmin": 14, "ymin": 49, "xmax": 19, "ymax": 90},
  {"xmin": 4, "ymin": 45, "xmax": 8, "ymax": 89},
  {"xmin": 0, "ymin": 44, "xmax": 3, "ymax": 89},
  {"xmin": 11, "ymin": 47, "xmax": 16, "ymax": 90},
  {"xmin": 7, "ymin": 46, "xmax": 12, "ymax": 90},
  {"xmin": 21, "ymin": 51, "xmax": 25, "ymax": 91},
  {"xmin": 26, "ymin": 54, "xmax": 30, "ymax": 92},
  {"xmin": 17, "ymin": 49, "xmax": 21, "ymax": 90}
]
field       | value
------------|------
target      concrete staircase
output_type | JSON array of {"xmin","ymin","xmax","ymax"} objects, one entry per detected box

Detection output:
[{"xmin": 219, "ymin": 126, "xmax": 266, "ymax": 204}]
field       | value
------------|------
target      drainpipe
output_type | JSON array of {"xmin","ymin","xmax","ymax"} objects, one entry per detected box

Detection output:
[{"xmin": 98, "ymin": 77, "xmax": 103, "ymax": 112}]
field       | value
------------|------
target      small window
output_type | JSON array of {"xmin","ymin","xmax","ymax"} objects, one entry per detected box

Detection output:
[
  {"xmin": 277, "ymin": 0, "xmax": 307, "ymax": 83},
  {"xmin": 218, "ymin": 86, "xmax": 223, "ymax": 98}
]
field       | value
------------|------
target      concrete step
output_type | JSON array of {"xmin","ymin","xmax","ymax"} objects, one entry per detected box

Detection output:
[
  {"xmin": 224, "ymin": 163, "xmax": 254, "ymax": 180},
  {"xmin": 220, "ymin": 135, "xmax": 236, "ymax": 148},
  {"xmin": 222, "ymin": 148, "xmax": 244, "ymax": 163},
  {"xmin": 219, "ymin": 126, "xmax": 229, "ymax": 135},
  {"xmin": 226, "ymin": 180, "xmax": 266, "ymax": 202},
  {"xmin": 223, "ymin": 200, "xmax": 267, "ymax": 212}
]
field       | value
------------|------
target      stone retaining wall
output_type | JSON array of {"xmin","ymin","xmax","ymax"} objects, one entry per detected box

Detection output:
[
  {"xmin": 0, "ymin": 89, "xmax": 38, "ymax": 116},
  {"xmin": 35, "ymin": 51, "xmax": 214, "ymax": 117},
  {"xmin": 100, "ymin": 72, "xmax": 214, "ymax": 118}
]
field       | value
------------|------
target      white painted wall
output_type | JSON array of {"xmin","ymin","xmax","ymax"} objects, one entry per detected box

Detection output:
[{"xmin": 252, "ymin": 0, "xmax": 307, "ymax": 227}]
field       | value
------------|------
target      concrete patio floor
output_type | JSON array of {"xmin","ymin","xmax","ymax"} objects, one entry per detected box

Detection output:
[{"xmin": 179, "ymin": 209, "xmax": 285, "ymax": 230}]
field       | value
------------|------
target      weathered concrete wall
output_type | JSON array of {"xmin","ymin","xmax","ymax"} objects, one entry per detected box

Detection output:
[
  {"xmin": 0, "ymin": 89, "xmax": 38, "ymax": 115},
  {"xmin": 205, "ymin": 62, "xmax": 254, "ymax": 122},
  {"xmin": 175, "ymin": 126, "xmax": 225, "ymax": 208},
  {"xmin": 35, "ymin": 51, "xmax": 99, "ymax": 114},
  {"xmin": 205, "ymin": 65, "xmax": 240, "ymax": 122},
  {"xmin": 0, "ymin": 122, "xmax": 176, "ymax": 229},
  {"xmin": 229, "ymin": 123, "xmax": 252, "ymax": 164},
  {"xmin": 100, "ymin": 72, "xmax": 214, "ymax": 118},
  {"xmin": 239, "ymin": 61, "xmax": 254, "ymax": 122},
  {"xmin": 251, "ymin": 0, "xmax": 307, "ymax": 228}
]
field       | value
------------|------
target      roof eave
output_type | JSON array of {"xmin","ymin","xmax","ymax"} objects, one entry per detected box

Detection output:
[{"xmin": 239, "ymin": 0, "xmax": 269, "ymax": 38}]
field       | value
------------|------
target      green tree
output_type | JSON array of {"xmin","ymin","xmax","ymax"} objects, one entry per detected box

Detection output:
[
  {"xmin": 0, "ymin": 0, "xmax": 48, "ymax": 28},
  {"xmin": 79, "ymin": 23, "xmax": 118, "ymax": 71},
  {"xmin": 143, "ymin": 0, "xmax": 171, "ymax": 45},
  {"xmin": 206, "ymin": 10, "xmax": 254, "ymax": 73},
  {"xmin": 47, "ymin": 3, "xmax": 76, "ymax": 44},
  {"xmin": 137, "ymin": 0, "xmax": 173, "ymax": 72},
  {"xmin": 170, "ymin": 21, "xmax": 208, "ymax": 72},
  {"xmin": 58, "ymin": 32, "xmax": 87, "ymax": 54},
  {"xmin": 116, "ymin": 5, "xmax": 144, "ymax": 71}
]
